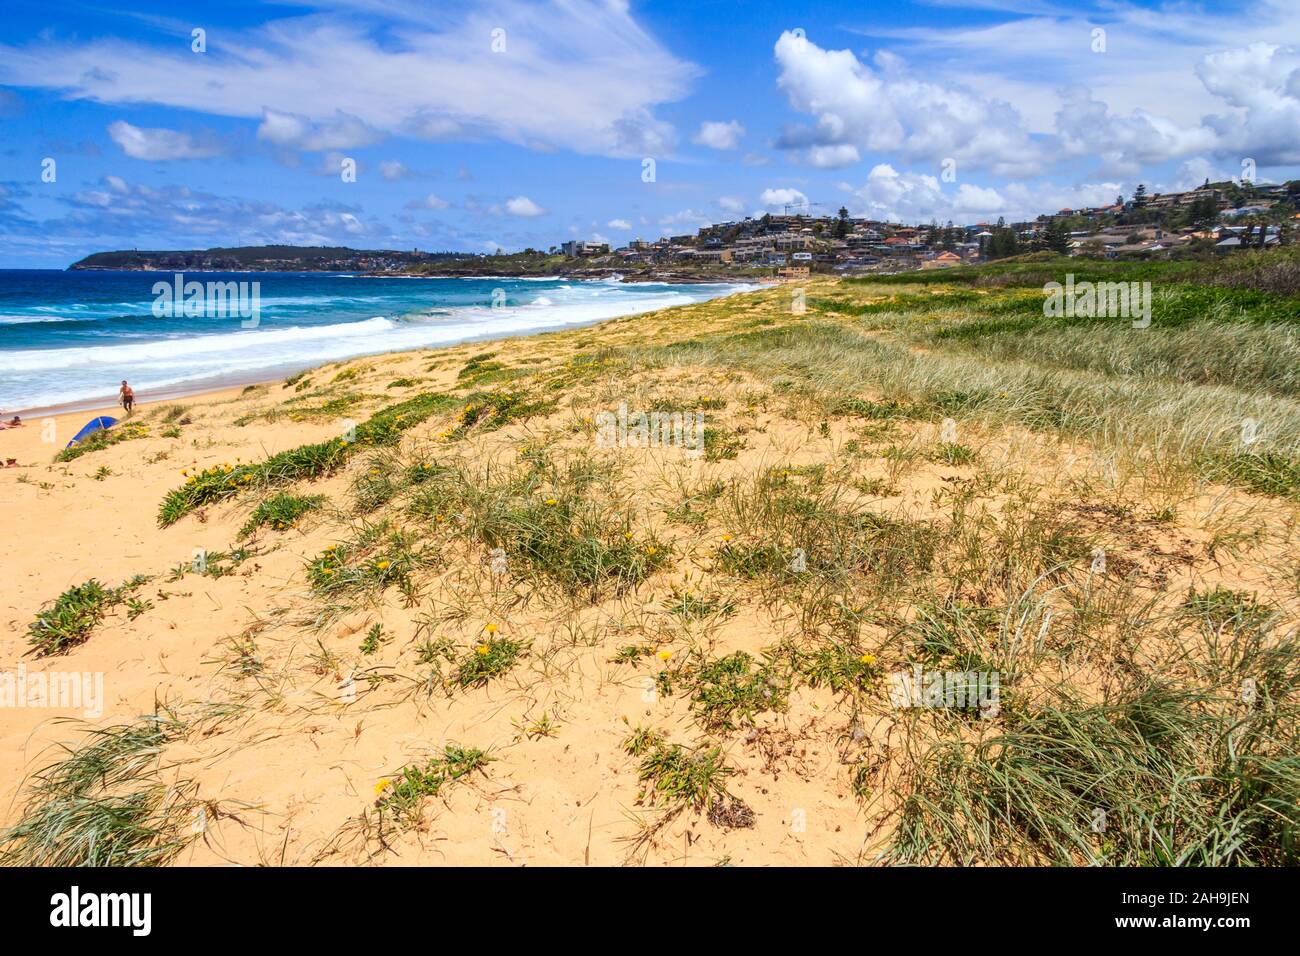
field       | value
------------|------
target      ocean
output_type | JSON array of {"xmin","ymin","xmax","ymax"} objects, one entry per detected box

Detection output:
[{"xmin": 0, "ymin": 270, "xmax": 754, "ymax": 415}]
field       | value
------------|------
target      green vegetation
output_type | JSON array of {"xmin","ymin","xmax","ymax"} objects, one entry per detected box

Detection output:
[
  {"xmin": 375, "ymin": 745, "xmax": 491, "ymax": 824},
  {"xmin": 687, "ymin": 652, "xmax": 789, "ymax": 730},
  {"xmin": 26, "ymin": 576, "xmax": 151, "ymax": 657},
  {"xmin": 54, "ymin": 421, "xmax": 148, "ymax": 462},
  {"xmin": 240, "ymin": 492, "xmax": 326, "ymax": 537},
  {"xmin": 624, "ymin": 731, "xmax": 733, "ymax": 813},
  {"xmin": 0, "ymin": 711, "xmax": 210, "ymax": 866},
  {"xmin": 452, "ymin": 637, "xmax": 525, "ymax": 688}
]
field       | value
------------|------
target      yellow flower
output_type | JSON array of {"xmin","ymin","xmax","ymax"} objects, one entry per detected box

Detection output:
[
  {"xmin": 321, "ymin": 568, "xmax": 335, "ymax": 576},
  {"xmin": 647, "ymin": 546, "xmax": 658, "ymax": 556},
  {"xmin": 545, "ymin": 498, "xmax": 558, "ymax": 506},
  {"xmin": 656, "ymin": 649, "xmax": 674, "ymax": 661},
  {"xmin": 376, "ymin": 560, "xmax": 390, "ymax": 570},
  {"xmin": 721, "ymin": 533, "xmax": 733, "ymax": 543},
  {"xmin": 435, "ymin": 514, "xmax": 446, "ymax": 523},
  {"xmin": 340, "ymin": 439, "xmax": 349, "ymax": 446},
  {"xmin": 623, "ymin": 532, "xmax": 633, "ymax": 540},
  {"xmin": 476, "ymin": 644, "xmax": 490, "ymax": 656},
  {"xmin": 859, "ymin": 654, "xmax": 876, "ymax": 666},
  {"xmin": 374, "ymin": 778, "xmax": 392, "ymax": 795},
  {"xmin": 484, "ymin": 623, "xmax": 498, "ymax": 634}
]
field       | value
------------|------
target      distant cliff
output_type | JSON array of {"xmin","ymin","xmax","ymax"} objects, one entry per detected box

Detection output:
[{"xmin": 68, "ymin": 245, "xmax": 467, "ymax": 272}]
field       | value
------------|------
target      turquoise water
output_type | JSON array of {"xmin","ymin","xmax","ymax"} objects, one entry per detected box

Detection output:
[{"xmin": 0, "ymin": 270, "xmax": 752, "ymax": 413}]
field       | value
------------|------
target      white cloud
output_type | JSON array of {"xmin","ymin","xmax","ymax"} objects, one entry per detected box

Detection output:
[
  {"xmin": 379, "ymin": 160, "xmax": 411, "ymax": 181},
  {"xmin": 0, "ymin": 1, "xmax": 698, "ymax": 159},
  {"xmin": 1170, "ymin": 156, "xmax": 1233, "ymax": 192},
  {"xmin": 504, "ymin": 196, "xmax": 546, "ymax": 217},
  {"xmin": 716, "ymin": 196, "xmax": 746, "ymax": 214},
  {"xmin": 1053, "ymin": 89, "xmax": 1215, "ymax": 177},
  {"xmin": 407, "ymin": 193, "xmax": 450, "ymax": 210},
  {"xmin": 773, "ymin": 32, "xmax": 1045, "ymax": 176},
  {"xmin": 607, "ymin": 218, "xmax": 632, "ymax": 229},
  {"xmin": 693, "ymin": 119, "xmax": 744, "ymax": 150},
  {"xmin": 106, "ymin": 120, "xmax": 221, "ymax": 160},
  {"xmin": 257, "ymin": 109, "xmax": 379, "ymax": 151},
  {"xmin": 660, "ymin": 208, "xmax": 714, "ymax": 229},
  {"xmin": 842, "ymin": 163, "xmax": 1126, "ymax": 223},
  {"xmin": 807, "ymin": 144, "xmax": 860, "ymax": 168},
  {"xmin": 1197, "ymin": 42, "xmax": 1300, "ymax": 165},
  {"xmin": 759, "ymin": 187, "xmax": 809, "ymax": 211}
]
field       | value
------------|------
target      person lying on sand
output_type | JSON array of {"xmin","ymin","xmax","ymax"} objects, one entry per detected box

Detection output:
[{"xmin": 0, "ymin": 416, "xmax": 20, "ymax": 429}]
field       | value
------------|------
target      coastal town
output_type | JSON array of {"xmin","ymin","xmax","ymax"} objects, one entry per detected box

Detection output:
[
  {"xmin": 562, "ymin": 178, "xmax": 1300, "ymax": 278},
  {"xmin": 66, "ymin": 178, "xmax": 1300, "ymax": 281}
]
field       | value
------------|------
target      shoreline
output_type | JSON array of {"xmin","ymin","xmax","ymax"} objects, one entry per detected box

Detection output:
[
  {"xmin": 6, "ymin": 376, "xmax": 276, "ymax": 421},
  {"xmin": 2, "ymin": 278, "xmax": 768, "ymax": 418}
]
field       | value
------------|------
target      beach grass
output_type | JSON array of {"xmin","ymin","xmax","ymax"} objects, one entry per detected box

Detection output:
[{"xmin": 7, "ymin": 248, "xmax": 1300, "ymax": 866}]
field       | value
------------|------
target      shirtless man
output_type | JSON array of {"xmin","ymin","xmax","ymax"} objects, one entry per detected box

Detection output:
[{"xmin": 119, "ymin": 380, "xmax": 135, "ymax": 414}]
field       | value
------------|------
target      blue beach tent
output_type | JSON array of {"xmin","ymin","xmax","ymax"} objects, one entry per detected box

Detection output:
[{"xmin": 66, "ymin": 416, "xmax": 118, "ymax": 448}]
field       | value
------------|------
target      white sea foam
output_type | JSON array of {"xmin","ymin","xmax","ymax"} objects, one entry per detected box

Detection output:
[{"xmin": 0, "ymin": 281, "xmax": 755, "ymax": 412}]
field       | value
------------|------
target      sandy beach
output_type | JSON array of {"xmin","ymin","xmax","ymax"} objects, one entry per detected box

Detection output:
[{"xmin": 2, "ymin": 277, "xmax": 1296, "ymax": 867}]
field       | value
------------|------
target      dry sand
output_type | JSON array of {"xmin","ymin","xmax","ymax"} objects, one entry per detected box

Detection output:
[{"xmin": 1, "ymin": 282, "xmax": 1293, "ymax": 866}]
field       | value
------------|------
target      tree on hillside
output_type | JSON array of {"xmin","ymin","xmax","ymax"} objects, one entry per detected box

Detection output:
[
  {"xmin": 1044, "ymin": 219, "xmax": 1071, "ymax": 254},
  {"xmin": 834, "ymin": 206, "xmax": 850, "ymax": 238},
  {"xmin": 1133, "ymin": 184, "xmax": 1148, "ymax": 207},
  {"xmin": 987, "ymin": 219, "xmax": 1020, "ymax": 259}
]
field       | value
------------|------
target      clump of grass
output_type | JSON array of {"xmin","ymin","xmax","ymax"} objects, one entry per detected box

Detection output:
[
  {"xmin": 702, "ymin": 426, "xmax": 745, "ymax": 461},
  {"xmin": 457, "ymin": 353, "xmax": 509, "ymax": 385},
  {"xmin": 688, "ymin": 652, "xmax": 789, "ymax": 730},
  {"xmin": 54, "ymin": 421, "xmax": 148, "ymax": 463},
  {"xmin": 306, "ymin": 524, "xmax": 433, "ymax": 599},
  {"xmin": 612, "ymin": 644, "xmax": 656, "ymax": 665},
  {"xmin": 664, "ymin": 585, "xmax": 738, "ymax": 622},
  {"xmin": 387, "ymin": 377, "xmax": 418, "ymax": 389},
  {"xmin": 789, "ymin": 641, "xmax": 879, "ymax": 693},
  {"xmin": 158, "ymin": 441, "xmax": 348, "ymax": 527},
  {"xmin": 375, "ymin": 745, "xmax": 491, "ymax": 823},
  {"xmin": 448, "ymin": 390, "xmax": 556, "ymax": 439},
  {"xmin": 158, "ymin": 391, "xmax": 460, "ymax": 526},
  {"xmin": 452, "ymin": 637, "xmax": 525, "ymax": 688},
  {"xmin": 1202, "ymin": 451, "xmax": 1300, "ymax": 499},
  {"xmin": 409, "ymin": 456, "xmax": 669, "ymax": 599},
  {"xmin": 240, "ymin": 492, "xmax": 325, "ymax": 537},
  {"xmin": 1182, "ymin": 586, "xmax": 1272, "ymax": 631},
  {"xmin": 883, "ymin": 682, "xmax": 1300, "ymax": 866},
  {"xmin": 26, "ymin": 576, "xmax": 151, "ymax": 657},
  {"xmin": 625, "ymin": 734, "xmax": 732, "ymax": 812},
  {"xmin": 927, "ymin": 442, "xmax": 978, "ymax": 466},
  {"xmin": 360, "ymin": 623, "xmax": 384, "ymax": 656},
  {"xmin": 0, "ymin": 711, "xmax": 203, "ymax": 866}
]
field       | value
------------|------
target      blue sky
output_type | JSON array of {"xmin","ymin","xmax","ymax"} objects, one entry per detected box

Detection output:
[{"xmin": 1, "ymin": 0, "xmax": 1297, "ymax": 267}]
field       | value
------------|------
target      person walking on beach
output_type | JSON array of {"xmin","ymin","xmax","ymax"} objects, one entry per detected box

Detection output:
[{"xmin": 119, "ymin": 380, "xmax": 135, "ymax": 415}]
